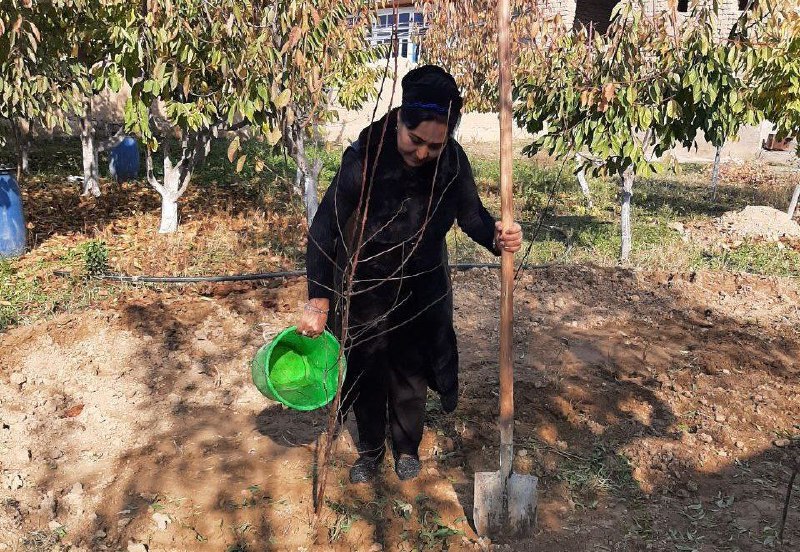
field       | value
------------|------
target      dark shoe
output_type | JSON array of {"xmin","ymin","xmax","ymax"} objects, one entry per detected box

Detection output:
[
  {"xmin": 349, "ymin": 454, "xmax": 383, "ymax": 484},
  {"xmin": 440, "ymin": 390, "xmax": 458, "ymax": 413},
  {"xmin": 395, "ymin": 454, "xmax": 421, "ymax": 481}
]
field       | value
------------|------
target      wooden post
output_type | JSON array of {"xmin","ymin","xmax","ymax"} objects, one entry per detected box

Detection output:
[{"xmin": 497, "ymin": 0, "xmax": 514, "ymax": 481}]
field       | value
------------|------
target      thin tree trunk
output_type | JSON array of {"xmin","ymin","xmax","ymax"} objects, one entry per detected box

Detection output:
[
  {"xmin": 711, "ymin": 144, "xmax": 722, "ymax": 201},
  {"xmin": 80, "ymin": 108, "xmax": 101, "ymax": 197},
  {"xmin": 10, "ymin": 118, "xmax": 30, "ymax": 179},
  {"xmin": 620, "ymin": 166, "xmax": 634, "ymax": 263},
  {"xmin": 305, "ymin": 171, "xmax": 320, "ymax": 224},
  {"xmin": 576, "ymin": 164, "xmax": 593, "ymax": 208},
  {"xmin": 788, "ymin": 180, "xmax": 800, "ymax": 220}
]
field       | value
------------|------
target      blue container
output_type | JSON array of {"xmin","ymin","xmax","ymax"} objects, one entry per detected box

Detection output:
[
  {"xmin": 109, "ymin": 137, "xmax": 140, "ymax": 182},
  {"xmin": 0, "ymin": 172, "xmax": 26, "ymax": 257}
]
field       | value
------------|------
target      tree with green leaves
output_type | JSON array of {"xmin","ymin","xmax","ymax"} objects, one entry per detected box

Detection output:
[
  {"xmin": 115, "ymin": 1, "xmax": 289, "ymax": 233},
  {"xmin": 515, "ymin": 0, "xmax": 745, "ymax": 261},
  {"xmin": 0, "ymin": 0, "xmax": 75, "ymax": 179},
  {"xmin": 61, "ymin": 1, "xmax": 130, "ymax": 197},
  {"xmin": 750, "ymin": 0, "xmax": 800, "ymax": 218},
  {"xmin": 228, "ymin": 0, "xmax": 380, "ymax": 224}
]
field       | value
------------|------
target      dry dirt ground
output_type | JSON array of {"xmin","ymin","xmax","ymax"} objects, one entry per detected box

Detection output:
[{"xmin": 1, "ymin": 266, "xmax": 799, "ymax": 551}]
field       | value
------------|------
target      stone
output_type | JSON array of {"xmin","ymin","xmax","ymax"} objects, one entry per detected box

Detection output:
[
  {"xmin": 94, "ymin": 529, "xmax": 107, "ymax": 540},
  {"xmin": 4, "ymin": 472, "xmax": 23, "ymax": 490},
  {"xmin": 117, "ymin": 518, "xmax": 131, "ymax": 528},
  {"xmin": 152, "ymin": 512, "xmax": 171, "ymax": 531},
  {"xmin": 39, "ymin": 491, "xmax": 57, "ymax": 519},
  {"xmin": 686, "ymin": 480, "xmax": 698, "ymax": 492},
  {"xmin": 699, "ymin": 433, "xmax": 714, "ymax": 444},
  {"xmin": 774, "ymin": 438, "xmax": 791, "ymax": 448},
  {"xmin": 10, "ymin": 372, "xmax": 27, "ymax": 387},
  {"xmin": 48, "ymin": 520, "xmax": 63, "ymax": 531},
  {"xmin": 517, "ymin": 449, "xmax": 528, "ymax": 457},
  {"xmin": 127, "ymin": 542, "xmax": 148, "ymax": 552},
  {"xmin": 718, "ymin": 450, "xmax": 728, "ymax": 457},
  {"xmin": 735, "ymin": 441, "xmax": 745, "ymax": 449},
  {"xmin": 715, "ymin": 413, "xmax": 726, "ymax": 422}
]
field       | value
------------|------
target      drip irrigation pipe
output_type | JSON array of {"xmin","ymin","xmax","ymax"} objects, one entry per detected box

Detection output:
[{"xmin": 52, "ymin": 262, "xmax": 555, "ymax": 285}]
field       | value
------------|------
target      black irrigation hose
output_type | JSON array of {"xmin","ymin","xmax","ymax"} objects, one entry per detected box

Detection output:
[{"xmin": 53, "ymin": 262, "xmax": 554, "ymax": 285}]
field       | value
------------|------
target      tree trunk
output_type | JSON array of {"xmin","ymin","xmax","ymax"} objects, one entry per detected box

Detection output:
[
  {"xmin": 159, "ymin": 191, "xmax": 180, "ymax": 233},
  {"xmin": 710, "ymin": 144, "xmax": 722, "ymax": 200},
  {"xmin": 305, "ymin": 167, "xmax": 321, "ymax": 224},
  {"xmin": 80, "ymin": 113, "xmax": 101, "ymax": 197},
  {"xmin": 11, "ymin": 118, "xmax": 30, "ymax": 178},
  {"xmin": 620, "ymin": 166, "xmax": 634, "ymax": 263},
  {"xmin": 294, "ymin": 166, "xmax": 304, "ymax": 198},
  {"xmin": 788, "ymin": 180, "xmax": 800, "ymax": 220},
  {"xmin": 157, "ymin": 160, "xmax": 184, "ymax": 234},
  {"xmin": 576, "ymin": 164, "xmax": 593, "ymax": 208}
]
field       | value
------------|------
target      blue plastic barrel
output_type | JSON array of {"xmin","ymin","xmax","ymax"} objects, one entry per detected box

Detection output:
[
  {"xmin": 109, "ymin": 137, "xmax": 140, "ymax": 183},
  {"xmin": 0, "ymin": 172, "xmax": 26, "ymax": 257}
]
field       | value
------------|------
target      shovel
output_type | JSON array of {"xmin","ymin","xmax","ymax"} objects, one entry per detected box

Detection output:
[{"xmin": 473, "ymin": 0, "xmax": 538, "ymax": 538}]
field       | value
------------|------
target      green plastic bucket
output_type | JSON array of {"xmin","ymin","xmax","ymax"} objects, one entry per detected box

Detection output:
[{"xmin": 251, "ymin": 326, "xmax": 345, "ymax": 411}]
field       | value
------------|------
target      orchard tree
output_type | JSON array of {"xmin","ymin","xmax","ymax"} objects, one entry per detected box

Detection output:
[
  {"xmin": 750, "ymin": 0, "xmax": 800, "ymax": 218},
  {"xmin": 61, "ymin": 1, "xmax": 131, "ymax": 197},
  {"xmin": 116, "ymin": 0, "xmax": 287, "ymax": 233},
  {"xmin": 515, "ymin": 0, "xmax": 724, "ymax": 261},
  {"xmin": 0, "ymin": 0, "xmax": 75, "ymax": 178},
  {"xmin": 228, "ymin": 0, "xmax": 381, "ymax": 223}
]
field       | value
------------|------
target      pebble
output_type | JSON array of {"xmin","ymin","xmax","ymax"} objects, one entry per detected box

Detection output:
[
  {"xmin": 94, "ymin": 529, "xmax": 107, "ymax": 540},
  {"xmin": 118, "ymin": 518, "xmax": 131, "ymax": 528},
  {"xmin": 48, "ymin": 520, "xmax": 63, "ymax": 531},
  {"xmin": 715, "ymin": 413, "xmax": 726, "ymax": 422},
  {"xmin": 152, "ymin": 512, "xmax": 171, "ymax": 531},
  {"xmin": 367, "ymin": 545, "xmax": 383, "ymax": 552},
  {"xmin": 127, "ymin": 542, "xmax": 148, "ymax": 552},
  {"xmin": 774, "ymin": 438, "xmax": 791, "ymax": 448},
  {"xmin": 10, "ymin": 372, "xmax": 27, "ymax": 387},
  {"xmin": 735, "ymin": 441, "xmax": 745, "ymax": 449},
  {"xmin": 718, "ymin": 450, "xmax": 728, "ymax": 457},
  {"xmin": 699, "ymin": 433, "xmax": 714, "ymax": 444},
  {"xmin": 517, "ymin": 449, "xmax": 528, "ymax": 457}
]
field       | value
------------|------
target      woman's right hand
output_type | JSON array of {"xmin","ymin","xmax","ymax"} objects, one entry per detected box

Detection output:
[{"xmin": 296, "ymin": 298, "xmax": 330, "ymax": 338}]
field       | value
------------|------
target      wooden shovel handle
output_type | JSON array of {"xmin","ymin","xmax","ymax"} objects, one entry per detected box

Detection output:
[{"xmin": 498, "ymin": 0, "xmax": 514, "ymax": 478}]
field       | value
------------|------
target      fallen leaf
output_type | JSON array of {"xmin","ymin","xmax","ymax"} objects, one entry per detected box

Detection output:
[{"xmin": 63, "ymin": 404, "xmax": 84, "ymax": 418}]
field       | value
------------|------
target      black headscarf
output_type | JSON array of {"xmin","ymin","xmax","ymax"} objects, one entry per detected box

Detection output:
[{"xmin": 401, "ymin": 65, "xmax": 463, "ymax": 116}]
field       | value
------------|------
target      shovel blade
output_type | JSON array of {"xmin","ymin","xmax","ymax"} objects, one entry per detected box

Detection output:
[{"xmin": 473, "ymin": 471, "xmax": 538, "ymax": 538}]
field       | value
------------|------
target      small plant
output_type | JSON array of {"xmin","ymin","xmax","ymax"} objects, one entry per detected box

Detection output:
[{"xmin": 82, "ymin": 240, "xmax": 108, "ymax": 277}]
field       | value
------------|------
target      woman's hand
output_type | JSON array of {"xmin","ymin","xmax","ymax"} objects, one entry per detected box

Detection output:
[
  {"xmin": 296, "ymin": 298, "xmax": 330, "ymax": 338},
  {"xmin": 494, "ymin": 221, "xmax": 523, "ymax": 253}
]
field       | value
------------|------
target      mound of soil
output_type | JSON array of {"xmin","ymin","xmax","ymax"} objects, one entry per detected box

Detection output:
[
  {"xmin": 716, "ymin": 205, "xmax": 800, "ymax": 240},
  {"xmin": 1, "ymin": 267, "xmax": 799, "ymax": 551}
]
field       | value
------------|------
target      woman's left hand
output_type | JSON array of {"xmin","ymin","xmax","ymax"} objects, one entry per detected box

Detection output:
[{"xmin": 494, "ymin": 221, "xmax": 523, "ymax": 254}]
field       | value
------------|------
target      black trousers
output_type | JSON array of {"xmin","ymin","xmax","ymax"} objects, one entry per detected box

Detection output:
[{"xmin": 340, "ymin": 327, "xmax": 431, "ymax": 460}]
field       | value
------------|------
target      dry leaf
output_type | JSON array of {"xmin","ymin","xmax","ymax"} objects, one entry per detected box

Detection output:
[{"xmin": 63, "ymin": 404, "xmax": 84, "ymax": 418}]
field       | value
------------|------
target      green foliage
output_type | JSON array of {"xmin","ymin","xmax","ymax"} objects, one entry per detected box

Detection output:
[
  {"xmin": 749, "ymin": 0, "xmax": 800, "ymax": 155},
  {"xmin": 82, "ymin": 239, "xmax": 108, "ymax": 277}
]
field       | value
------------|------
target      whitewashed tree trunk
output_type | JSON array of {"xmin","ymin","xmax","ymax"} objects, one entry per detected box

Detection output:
[
  {"xmin": 287, "ymin": 121, "xmax": 322, "ymax": 224},
  {"xmin": 576, "ymin": 164, "xmax": 593, "ymax": 208},
  {"xmin": 145, "ymin": 128, "xmax": 212, "ymax": 234},
  {"xmin": 80, "ymin": 111, "xmax": 101, "ymax": 197},
  {"xmin": 305, "ymin": 168, "xmax": 321, "ymax": 224},
  {"xmin": 158, "ymin": 172, "xmax": 181, "ymax": 234},
  {"xmin": 710, "ymin": 144, "xmax": 722, "ymax": 200},
  {"xmin": 788, "ymin": 181, "xmax": 800, "ymax": 219},
  {"xmin": 620, "ymin": 166, "xmax": 634, "ymax": 263},
  {"xmin": 11, "ymin": 118, "xmax": 31, "ymax": 177}
]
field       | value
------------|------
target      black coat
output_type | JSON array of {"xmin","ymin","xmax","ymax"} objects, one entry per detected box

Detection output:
[{"xmin": 306, "ymin": 109, "xmax": 497, "ymax": 398}]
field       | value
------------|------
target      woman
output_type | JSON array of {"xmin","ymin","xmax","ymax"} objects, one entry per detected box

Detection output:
[{"xmin": 297, "ymin": 65, "xmax": 522, "ymax": 483}]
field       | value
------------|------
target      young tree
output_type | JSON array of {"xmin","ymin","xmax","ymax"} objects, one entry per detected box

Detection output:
[
  {"xmin": 515, "ymin": 1, "xmax": 730, "ymax": 261},
  {"xmin": 116, "ymin": 1, "xmax": 285, "ymax": 233},
  {"xmin": 61, "ymin": 1, "xmax": 130, "ymax": 197},
  {"xmin": 269, "ymin": 0, "xmax": 380, "ymax": 224},
  {"xmin": 750, "ymin": 0, "xmax": 800, "ymax": 218},
  {"xmin": 0, "ymin": 0, "xmax": 75, "ymax": 179}
]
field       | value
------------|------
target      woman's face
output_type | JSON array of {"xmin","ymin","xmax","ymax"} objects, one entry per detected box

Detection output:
[{"xmin": 396, "ymin": 110, "xmax": 448, "ymax": 167}]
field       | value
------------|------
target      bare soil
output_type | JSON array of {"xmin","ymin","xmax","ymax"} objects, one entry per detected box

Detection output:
[
  {"xmin": 1, "ymin": 266, "xmax": 799, "ymax": 551},
  {"xmin": 717, "ymin": 206, "xmax": 800, "ymax": 240}
]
